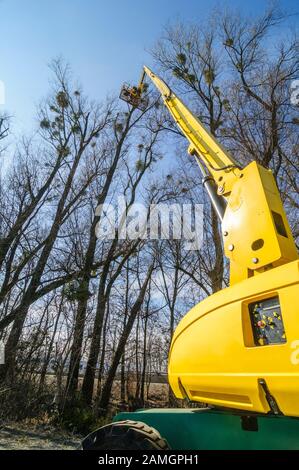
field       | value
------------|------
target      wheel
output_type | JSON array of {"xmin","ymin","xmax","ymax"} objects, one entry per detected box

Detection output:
[{"xmin": 82, "ymin": 419, "xmax": 170, "ymax": 450}]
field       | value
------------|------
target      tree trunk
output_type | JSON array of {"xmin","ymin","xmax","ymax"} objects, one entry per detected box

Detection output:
[
  {"xmin": 134, "ymin": 313, "xmax": 140, "ymax": 399},
  {"xmin": 80, "ymin": 285, "xmax": 106, "ymax": 403},
  {"xmin": 38, "ymin": 300, "xmax": 62, "ymax": 391},
  {"xmin": 210, "ymin": 206, "xmax": 224, "ymax": 293},
  {"xmin": 0, "ymin": 306, "xmax": 28, "ymax": 381},
  {"xmin": 120, "ymin": 353, "xmax": 126, "ymax": 403},
  {"xmin": 98, "ymin": 264, "xmax": 153, "ymax": 413},
  {"xmin": 140, "ymin": 311, "xmax": 148, "ymax": 405}
]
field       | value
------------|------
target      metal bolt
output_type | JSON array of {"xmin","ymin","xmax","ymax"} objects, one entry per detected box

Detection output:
[
  {"xmin": 228, "ymin": 244, "xmax": 234, "ymax": 251},
  {"xmin": 252, "ymin": 257, "xmax": 259, "ymax": 264},
  {"xmin": 223, "ymin": 231, "xmax": 228, "ymax": 236}
]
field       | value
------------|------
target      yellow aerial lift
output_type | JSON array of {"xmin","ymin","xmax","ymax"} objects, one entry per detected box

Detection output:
[{"xmin": 82, "ymin": 67, "xmax": 299, "ymax": 450}]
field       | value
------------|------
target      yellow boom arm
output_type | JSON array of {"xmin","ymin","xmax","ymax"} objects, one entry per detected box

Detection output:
[
  {"xmin": 141, "ymin": 66, "xmax": 298, "ymax": 284},
  {"xmin": 142, "ymin": 66, "xmax": 241, "ymax": 197}
]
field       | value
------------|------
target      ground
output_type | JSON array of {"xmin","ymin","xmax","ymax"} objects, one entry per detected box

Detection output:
[
  {"xmin": 0, "ymin": 378, "xmax": 169, "ymax": 450},
  {"xmin": 0, "ymin": 423, "xmax": 81, "ymax": 450}
]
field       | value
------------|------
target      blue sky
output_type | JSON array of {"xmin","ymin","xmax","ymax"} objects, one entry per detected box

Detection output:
[{"xmin": 0, "ymin": 0, "xmax": 298, "ymax": 134}]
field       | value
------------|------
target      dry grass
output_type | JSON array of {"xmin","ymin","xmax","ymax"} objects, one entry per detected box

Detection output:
[{"xmin": 0, "ymin": 423, "xmax": 81, "ymax": 450}]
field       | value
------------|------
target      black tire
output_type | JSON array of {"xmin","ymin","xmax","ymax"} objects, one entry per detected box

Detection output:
[{"xmin": 82, "ymin": 419, "xmax": 170, "ymax": 450}]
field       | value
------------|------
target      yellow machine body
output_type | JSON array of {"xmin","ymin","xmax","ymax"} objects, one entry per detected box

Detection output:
[
  {"xmin": 169, "ymin": 260, "xmax": 299, "ymax": 416},
  {"xmin": 121, "ymin": 66, "xmax": 299, "ymax": 417}
]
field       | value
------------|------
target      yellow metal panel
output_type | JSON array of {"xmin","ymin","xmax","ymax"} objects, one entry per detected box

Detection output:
[{"xmin": 222, "ymin": 161, "xmax": 298, "ymax": 284}]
